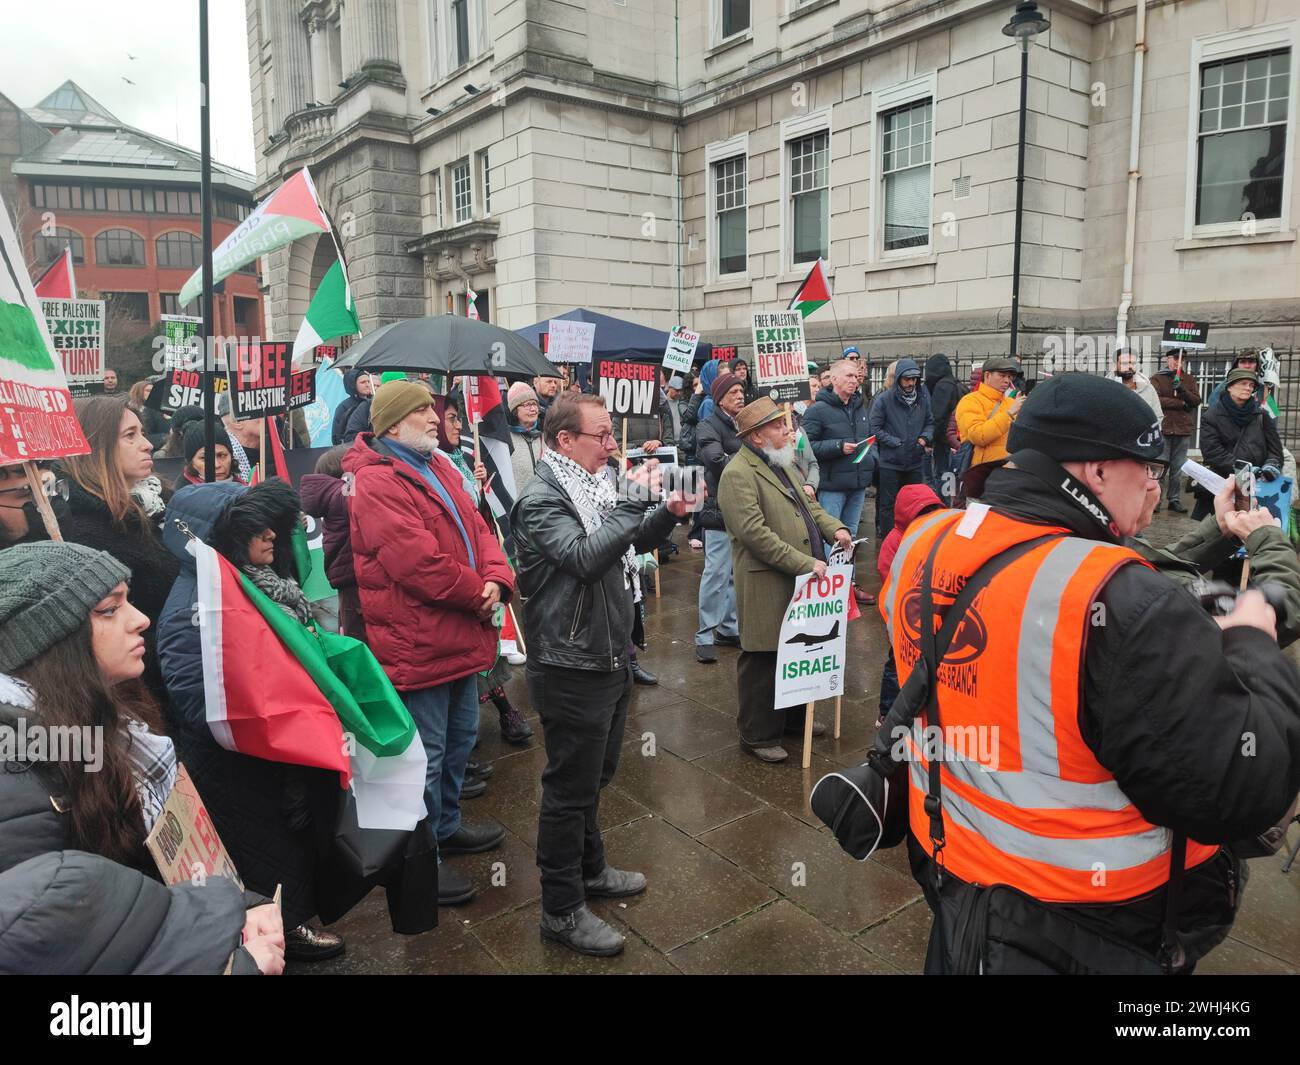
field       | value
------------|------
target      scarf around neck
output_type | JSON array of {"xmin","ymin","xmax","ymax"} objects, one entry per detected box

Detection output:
[
  {"xmin": 541, "ymin": 451, "xmax": 641, "ymax": 603},
  {"xmin": 242, "ymin": 564, "xmax": 315, "ymax": 626},
  {"xmin": 1218, "ymin": 388, "xmax": 1258, "ymax": 427}
]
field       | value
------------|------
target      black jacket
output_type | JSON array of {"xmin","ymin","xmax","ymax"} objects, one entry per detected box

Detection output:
[
  {"xmin": 921, "ymin": 465, "xmax": 1300, "ymax": 963},
  {"xmin": 802, "ymin": 386, "xmax": 875, "ymax": 492},
  {"xmin": 331, "ymin": 368, "xmax": 367, "ymax": 445},
  {"xmin": 924, "ymin": 355, "xmax": 965, "ymax": 445},
  {"xmin": 1197, "ymin": 396, "xmax": 1283, "ymax": 483},
  {"xmin": 694, "ymin": 408, "xmax": 742, "ymax": 531},
  {"xmin": 512, "ymin": 462, "xmax": 676, "ymax": 673},
  {"xmin": 343, "ymin": 395, "xmax": 374, "ymax": 442}
]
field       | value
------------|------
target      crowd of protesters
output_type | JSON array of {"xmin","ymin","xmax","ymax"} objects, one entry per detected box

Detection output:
[{"xmin": 1, "ymin": 343, "xmax": 1297, "ymax": 973}]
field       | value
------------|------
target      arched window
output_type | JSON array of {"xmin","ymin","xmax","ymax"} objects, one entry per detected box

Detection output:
[
  {"xmin": 31, "ymin": 227, "xmax": 85, "ymax": 265},
  {"xmin": 94, "ymin": 228, "xmax": 145, "ymax": 267},
  {"xmin": 156, "ymin": 230, "xmax": 203, "ymax": 270}
]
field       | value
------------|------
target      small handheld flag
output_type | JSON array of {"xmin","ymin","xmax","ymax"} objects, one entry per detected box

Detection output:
[{"xmin": 851, "ymin": 435, "xmax": 876, "ymax": 465}]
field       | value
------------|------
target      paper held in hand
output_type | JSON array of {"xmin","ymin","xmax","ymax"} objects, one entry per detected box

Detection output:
[{"xmin": 1181, "ymin": 458, "xmax": 1227, "ymax": 497}]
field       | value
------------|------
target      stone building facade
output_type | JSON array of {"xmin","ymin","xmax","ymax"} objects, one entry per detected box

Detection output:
[{"xmin": 247, "ymin": 0, "xmax": 1300, "ymax": 363}]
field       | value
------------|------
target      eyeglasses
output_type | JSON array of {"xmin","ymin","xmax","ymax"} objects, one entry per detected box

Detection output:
[
  {"xmin": 1141, "ymin": 462, "xmax": 1165, "ymax": 481},
  {"xmin": 575, "ymin": 431, "xmax": 617, "ymax": 445}
]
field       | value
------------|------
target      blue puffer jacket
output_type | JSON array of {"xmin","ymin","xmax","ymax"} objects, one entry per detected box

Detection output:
[
  {"xmin": 802, "ymin": 386, "xmax": 875, "ymax": 492},
  {"xmin": 868, "ymin": 358, "xmax": 934, "ymax": 471},
  {"xmin": 331, "ymin": 368, "xmax": 368, "ymax": 445}
]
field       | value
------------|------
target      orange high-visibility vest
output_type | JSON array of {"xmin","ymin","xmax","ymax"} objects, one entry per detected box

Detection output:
[{"xmin": 880, "ymin": 507, "xmax": 1219, "ymax": 904}]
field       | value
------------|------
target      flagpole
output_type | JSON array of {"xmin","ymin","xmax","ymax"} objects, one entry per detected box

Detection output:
[{"xmin": 199, "ymin": 0, "xmax": 216, "ymax": 483}]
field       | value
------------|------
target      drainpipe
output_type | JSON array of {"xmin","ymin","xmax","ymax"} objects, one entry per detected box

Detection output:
[
  {"xmin": 674, "ymin": 0, "xmax": 683, "ymax": 325},
  {"xmin": 1115, "ymin": 0, "xmax": 1146, "ymax": 352}
]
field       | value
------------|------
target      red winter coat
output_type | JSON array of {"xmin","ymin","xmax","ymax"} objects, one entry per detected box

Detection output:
[
  {"xmin": 343, "ymin": 433, "xmax": 514, "ymax": 690},
  {"xmin": 876, "ymin": 483, "xmax": 944, "ymax": 583}
]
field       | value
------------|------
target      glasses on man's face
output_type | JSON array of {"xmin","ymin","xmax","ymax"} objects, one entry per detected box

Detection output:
[
  {"xmin": 576, "ymin": 431, "xmax": 617, "ymax": 446},
  {"xmin": 1141, "ymin": 462, "xmax": 1164, "ymax": 482}
]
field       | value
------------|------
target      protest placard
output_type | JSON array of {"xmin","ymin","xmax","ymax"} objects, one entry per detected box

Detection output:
[
  {"xmin": 775, "ymin": 565, "xmax": 853, "ymax": 705},
  {"xmin": 662, "ymin": 325, "xmax": 700, "ymax": 374},
  {"xmin": 147, "ymin": 367, "xmax": 228, "ymax": 413},
  {"xmin": 751, "ymin": 311, "xmax": 810, "ymax": 403},
  {"xmin": 161, "ymin": 314, "xmax": 203, "ymax": 371},
  {"xmin": 595, "ymin": 358, "xmax": 659, "ymax": 416},
  {"xmin": 41, "ymin": 298, "xmax": 104, "ymax": 392},
  {"xmin": 1161, "ymin": 319, "xmax": 1209, "ymax": 350},
  {"xmin": 547, "ymin": 319, "xmax": 596, "ymax": 364},
  {"xmin": 230, "ymin": 340, "xmax": 292, "ymax": 418},
  {"xmin": 287, "ymin": 366, "xmax": 317, "ymax": 411},
  {"xmin": 145, "ymin": 764, "xmax": 243, "ymax": 888}
]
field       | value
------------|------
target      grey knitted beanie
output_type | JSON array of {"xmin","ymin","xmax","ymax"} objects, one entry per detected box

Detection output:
[{"xmin": 0, "ymin": 542, "xmax": 132, "ymax": 673}]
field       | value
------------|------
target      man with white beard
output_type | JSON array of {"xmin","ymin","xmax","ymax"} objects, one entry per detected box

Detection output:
[
  {"xmin": 344, "ymin": 381, "xmax": 517, "ymax": 906},
  {"xmin": 718, "ymin": 398, "xmax": 853, "ymax": 763}
]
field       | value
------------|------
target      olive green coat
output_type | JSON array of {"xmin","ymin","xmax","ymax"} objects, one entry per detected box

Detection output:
[{"xmin": 718, "ymin": 444, "xmax": 849, "ymax": 652}]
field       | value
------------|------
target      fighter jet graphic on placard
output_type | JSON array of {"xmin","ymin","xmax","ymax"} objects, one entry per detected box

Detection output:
[{"xmin": 785, "ymin": 621, "xmax": 839, "ymax": 648}]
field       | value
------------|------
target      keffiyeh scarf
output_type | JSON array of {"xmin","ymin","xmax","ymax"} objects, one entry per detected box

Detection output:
[
  {"xmin": 241, "ymin": 564, "xmax": 316, "ymax": 626},
  {"xmin": 541, "ymin": 451, "xmax": 641, "ymax": 604},
  {"xmin": 131, "ymin": 475, "xmax": 167, "ymax": 527}
]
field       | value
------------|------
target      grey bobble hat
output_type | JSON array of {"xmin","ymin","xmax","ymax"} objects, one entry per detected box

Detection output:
[{"xmin": 0, "ymin": 542, "xmax": 131, "ymax": 673}]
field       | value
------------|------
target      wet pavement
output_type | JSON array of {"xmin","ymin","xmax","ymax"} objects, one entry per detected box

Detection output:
[{"xmin": 290, "ymin": 498, "xmax": 1300, "ymax": 975}]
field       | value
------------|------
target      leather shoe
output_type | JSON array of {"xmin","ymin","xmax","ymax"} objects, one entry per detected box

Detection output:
[
  {"xmin": 540, "ymin": 905, "xmax": 625, "ymax": 957},
  {"xmin": 438, "ymin": 864, "xmax": 477, "ymax": 906},
  {"xmin": 1168, "ymin": 499, "xmax": 1188, "ymax": 513},
  {"xmin": 465, "ymin": 758, "xmax": 494, "ymax": 781},
  {"xmin": 439, "ymin": 821, "xmax": 505, "ymax": 856},
  {"xmin": 713, "ymin": 632, "xmax": 741, "ymax": 647},
  {"xmin": 785, "ymin": 720, "xmax": 827, "ymax": 738},
  {"xmin": 741, "ymin": 743, "xmax": 789, "ymax": 764},
  {"xmin": 583, "ymin": 866, "xmax": 647, "ymax": 898},
  {"xmin": 854, "ymin": 588, "xmax": 876, "ymax": 605},
  {"xmin": 498, "ymin": 705, "xmax": 534, "ymax": 745},
  {"xmin": 630, "ymin": 662, "xmax": 658, "ymax": 685},
  {"xmin": 695, "ymin": 644, "xmax": 717, "ymax": 664},
  {"xmin": 460, "ymin": 776, "xmax": 487, "ymax": 799},
  {"xmin": 285, "ymin": 924, "xmax": 345, "ymax": 962}
]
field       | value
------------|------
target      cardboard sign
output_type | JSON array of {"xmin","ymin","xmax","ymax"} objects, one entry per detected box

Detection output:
[
  {"xmin": 146, "ymin": 763, "xmax": 243, "ymax": 888},
  {"xmin": 547, "ymin": 319, "xmax": 596, "ymax": 364},
  {"xmin": 287, "ymin": 367, "xmax": 317, "ymax": 411},
  {"xmin": 230, "ymin": 340, "xmax": 292, "ymax": 418},
  {"xmin": 775, "ymin": 564, "xmax": 853, "ymax": 704},
  {"xmin": 147, "ymin": 367, "xmax": 228, "ymax": 413},
  {"xmin": 595, "ymin": 358, "xmax": 658, "ymax": 416},
  {"xmin": 161, "ymin": 314, "xmax": 203, "ymax": 371},
  {"xmin": 1161, "ymin": 319, "xmax": 1209, "ymax": 350},
  {"xmin": 751, "ymin": 311, "xmax": 811, "ymax": 403},
  {"xmin": 41, "ymin": 298, "xmax": 104, "ymax": 389},
  {"xmin": 662, "ymin": 325, "xmax": 700, "ymax": 374},
  {"xmin": 712, "ymin": 344, "xmax": 738, "ymax": 363}
]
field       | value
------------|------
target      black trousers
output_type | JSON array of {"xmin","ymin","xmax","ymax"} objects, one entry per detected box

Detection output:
[
  {"xmin": 736, "ymin": 650, "xmax": 810, "ymax": 747},
  {"xmin": 527, "ymin": 662, "xmax": 632, "ymax": 915},
  {"xmin": 877, "ymin": 466, "xmax": 923, "ymax": 537}
]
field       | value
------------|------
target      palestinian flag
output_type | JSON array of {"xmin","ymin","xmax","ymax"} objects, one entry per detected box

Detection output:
[
  {"xmin": 467, "ymin": 285, "xmax": 480, "ymax": 321},
  {"xmin": 188, "ymin": 533, "xmax": 427, "ymax": 831},
  {"xmin": 851, "ymin": 435, "xmax": 877, "ymax": 465},
  {"xmin": 292, "ymin": 259, "xmax": 359, "ymax": 363},
  {"xmin": 33, "ymin": 246, "xmax": 77, "ymax": 299},
  {"xmin": 180, "ymin": 168, "xmax": 331, "ymax": 307},
  {"xmin": 463, "ymin": 376, "xmax": 519, "ymax": 539},
  {"xmin": 787, "ymin": 258, "xmax": 832, "ymax": 319}
]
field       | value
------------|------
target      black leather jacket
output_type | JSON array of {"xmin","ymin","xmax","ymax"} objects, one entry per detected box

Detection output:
[{"xmin": 511, "ymin": 463, "xmax": 677, "ymax": 672}]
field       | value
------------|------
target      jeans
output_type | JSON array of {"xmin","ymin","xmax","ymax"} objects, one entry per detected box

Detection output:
[
  {"xmin": 736, "ymin": 649, "xmax": 810, "ymax": 747},
  {"xmin": 817, "ymin": 488, "xmax": 868, "ymax": 539},
  {"xmin": 528, "ymin": 663, "xmax": 632, "ymax": 915},
  {"xmin": 877, "ymin": 467, "xmax": 923, "ymax": 538},
  {"xmin": 401, "ymin": 675, "xmax": 480, "ymax": 845},
  {"xmin": 696, "ymin": 528, "xmax": 739, "ymax": 645},
  {"xmin": 1162, "ymin": 435, "xmax": 1190, "ymax": 503}
]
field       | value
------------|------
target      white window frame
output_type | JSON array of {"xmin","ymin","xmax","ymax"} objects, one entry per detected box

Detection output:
[
  {"xmin": 710, "ymin": 0, "xmax": 752, "ymax": 48},
  {"xmin": 1184, "ymin": 22, "xmax": 1298, "ymax": 240},
  {"xmin": 431, "ymin": 167, "xmax": 444, "ymax": 230},
  {"xmin": 871, "ymin": 72, "xmax": 936, "ymax": 262},
  {"xmin": 705, "ymin": 133, "xmax": 749, "ymax": 283},
  {"xmin": 426, "ymin": 0, "xmax": 491, "ymax": 83},
  {"xmin": 479, "ymin": 149, "xmax": 492, "ymax": 217},
  {"xmin": 780, "ymin": 108, "xmax": 832, "ymax": 272},
  {"xmin": 451, "ymin": 158, "xmax": 472, "ymax": 224}
]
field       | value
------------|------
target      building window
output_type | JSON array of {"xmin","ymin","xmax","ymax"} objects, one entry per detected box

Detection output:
[
  {"xmin": 430, "ymin": 0, "xmax": 487, "ymax": 78},
  {"xmin": 155, "ymin": 231, "xmax": 203, "ymax": 270},
  {"xmin": 452, "ymin": 159, "xmax": 472, "ymax": 223},
  {"xmin": 103, "ymin": 292, "xmax": 150, "ymax": 321},
  {"xmin": 881, "ymin": 99, "xmax": 933, "ymax": 251},
  {"xmin": 721, "ymin": 0, "xmax": 750, "ymax": 39},
  {"xmin": 452, "ymin": 0, "xmax": 470, "ymax": 67},
  {"xmin": 789, "ymin": 131, "xmax": 829, "ymax": 265},
  {"xmin": 216, "ymin": 195, "xmax": 251, "ymax": 222},
  {"xmin": 31, "ymin": 228, "xmax": 85, "ymax": 266},
  {"xmin": 1196, "ymin": 49, "xmax": 1290, "ymax": 226},
  {"xmin": 433, "ymin": 169, "xmax": 444, "ymax": 228},
  {"xmin": 714, "ymin": 156, "xmax": 747, "ymax": 276},
  {"xmin": 94, "ymin": 228, "xmax": 145, "ymax": 267},
  {"xmin": 480, "ymin": 150, "xmax": 492, "ymax": 216},
  {"xmin": 233, "ymin": 296, "xmax": 260, "ymax": 333},
  {"xmin": 159, "ymin": 293, "xmax": 197, "ymax": 316}
]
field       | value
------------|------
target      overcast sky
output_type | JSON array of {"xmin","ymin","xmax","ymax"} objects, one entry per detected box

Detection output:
[{"xmin": 0, "ymin": 0, "xmax": 256, "ymax": 173}]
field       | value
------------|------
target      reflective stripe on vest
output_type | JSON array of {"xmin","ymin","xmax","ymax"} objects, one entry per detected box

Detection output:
[{"xmin": 886, "ymin": 508, "xmax": 1219, "ymax": 904}]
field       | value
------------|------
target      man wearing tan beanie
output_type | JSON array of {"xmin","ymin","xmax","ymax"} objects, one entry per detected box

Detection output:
[{"xmin": 343, "ymin": 380, "xmax": 517, "ymax": 907}]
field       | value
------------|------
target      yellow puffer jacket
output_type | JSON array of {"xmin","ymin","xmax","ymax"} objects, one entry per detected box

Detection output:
[{"xmin": 955, "ymin": 382, "xmax": 1017, "ymax": 467}]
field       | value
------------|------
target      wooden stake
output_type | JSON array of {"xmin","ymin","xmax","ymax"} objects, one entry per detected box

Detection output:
[
  {"xmin": 802, "ymin": 700, "xmax": 816, "ymax": 769},
  {"xmin": 473, "ymin": 419, "xmax": 481, "ymax": 465},
  {"xmin": 23, "ymin": 462, "xmax": 62, "ymax": 542},
  {"xmin": 653, "ymin": 547, "xmax": 661, "ymax": 598},
  {"xmin": 834, "ymin": 695, "xmax": 842, "ymax": 740},
  {"xmin": 620, "ymin": 419, "xmax": 628, "ymax": 474},
  {"xmin": 1240, "ymin": 557, "xmax": 1251, "ymax": 591},
  {"xmin": 785, "ymin": 401, "xmax": 793, "ymax": 431}
]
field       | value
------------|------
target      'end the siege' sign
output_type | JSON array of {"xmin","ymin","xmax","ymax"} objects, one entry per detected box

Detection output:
[
  {"xmin": 751, "ymin": 311, "xmax": 811, "ymax": 403},
  {"xmin": 595, "ymin": 358, "xmax": 658, "ymax": 416}
]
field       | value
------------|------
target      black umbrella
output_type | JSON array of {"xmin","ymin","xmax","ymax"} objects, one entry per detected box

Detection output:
[{"xmin": 332, "ymin": 314, "xmax": 561, "ymax": 379}]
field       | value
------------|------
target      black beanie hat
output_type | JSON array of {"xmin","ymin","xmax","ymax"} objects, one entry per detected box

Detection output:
[
  {"xmin": 1008, "ymin": 373, "xmax": 1164, "ymax": 463},
  {"xmin": 183, "ymin": 422, "xmax": 233, "ymax": 464}
]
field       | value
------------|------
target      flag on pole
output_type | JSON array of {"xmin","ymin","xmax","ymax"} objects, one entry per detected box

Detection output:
[
  {"xmin": 188, "ymin": 533, "xmax": 427, "ymax": 831},
  {"xmin": 179, "ymin": 168, "xmax": 331, "ymax": 307},
  {"xmin": 466, "ymin": 285, "xmax": 480, "ymax": 321},
  {"xmin": 787, "ymin": 258, "xmax": 832, "ymax": 319},
  {"xmin": 292, "ymin": 260, "xmax": 359, "ymax": 364},
  {"xmin": 33, "ymin": 246, "xmax": 77, "ymax": 299},
  {"xmin": 463, "ymin": 375, "xmax": 518, "ymax": 536}
]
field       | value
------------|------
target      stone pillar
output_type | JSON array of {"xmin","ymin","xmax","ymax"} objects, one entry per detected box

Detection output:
[
  {"xmin": 269, "ymin": 1, "xmax": 311, "ymax": 129},
  {"xmin": 358, "ymin": 0, "xmax": 400, "ymax": 73},
  {"xmin": 306, "ymin": 15, "xmax": 332, "ymax": 106},
  {"xmin": 340, "ymin": 0, "xmax": 363, "ymax": 80}
]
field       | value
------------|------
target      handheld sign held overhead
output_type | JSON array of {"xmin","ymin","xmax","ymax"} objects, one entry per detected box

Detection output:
[
  {"xmin": 595, "ymin": 358, "xmax": 659, "ymax": 416},
  {"xmin": 546, "ymin": 318, "xmax": 597, "ymax": 364},
  {"xmin": 40, "ymin": 297, "xmax": 104, "ymax": 395},
  {"xmin": 161, "ymin": 314, "xmax": 204, "ymax": 371},
  {"xmin": 751, "ymin": 310, "xmax": 812, "ymax": 403},
  {"xmin": 229, "ymin": 340, "xmax": 315, "ymax": 418},
  {"xmin": 775, "ymin": 565, "xmax": 853, "ymax": 706},
  {"xmin": 1161, "ymin": 319, "xmax": 1209, "ymax": 350},
  {"xmin": 662, "ymin": 325, "xmax": 700, "ymax": 374},
  {"xmin": 147, "ymin": 368, "xmax": 228, "ymax": 414}
]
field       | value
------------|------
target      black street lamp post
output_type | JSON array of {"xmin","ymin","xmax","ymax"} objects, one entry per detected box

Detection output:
[{"xmin": 1002, "ymin": 1, "xmax": 1050, "ymax": 359}]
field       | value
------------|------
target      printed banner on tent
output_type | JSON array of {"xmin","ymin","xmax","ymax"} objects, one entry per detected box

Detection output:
[
  {"xmin": 41, "ymin": 298, "xmax": 104, "ymax": 390},
  {"xmin": 774, "ymin": 565, "xmax": 853, "ymax": 705},
  {"xmin": 145, "ymin": 764, "xmax": 243, "ymax": 888},
  {"xmin": 662, "ymin": 325, "xmax": 700, "ymax": 374},
  {"xmin": 161, "ymin": 314, "xmax": 203, "ymax": 371},
  {"xmin": 0, "ymin": 190, "xmax": 90, "ymax": 464},
  {"xmin": 595, "ymin": 358, "xmax": 658, "ymax": 416},
  {"xmin": 546, "ymin": 319, "xmax": 596, "ymax": 364},
  {"xmin": 1161, "ymin": 319, "xmax": 1209, "ymax": 350},
  {"xmin": 751, "ymin": 311, "xmax": 811, "ymax": 403}
]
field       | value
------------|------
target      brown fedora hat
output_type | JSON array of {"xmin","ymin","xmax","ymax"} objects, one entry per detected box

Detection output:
[{"xmin": 735, "ymin": 397, "xmax": 787, "ymax": 436}]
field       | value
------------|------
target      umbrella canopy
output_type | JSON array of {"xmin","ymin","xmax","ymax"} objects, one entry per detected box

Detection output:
[
  {"xmin": 515, "ymin": 308, "xmax": 713, "ymax": 364},
  {"xmin": 332, "ymin": 314, "xmax": 560, "ymax": 379}
]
